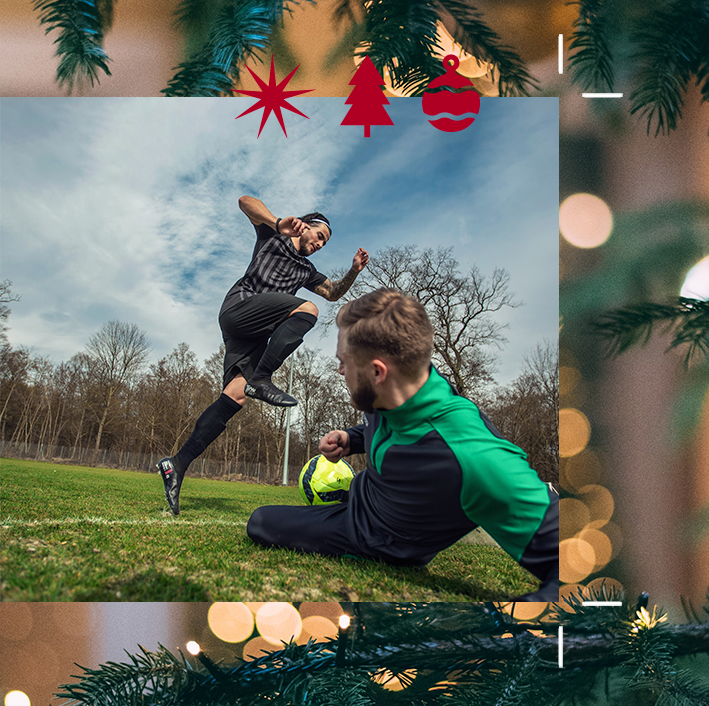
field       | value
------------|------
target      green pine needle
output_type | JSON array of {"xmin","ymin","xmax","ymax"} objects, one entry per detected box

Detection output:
[
  {"xmin": 33, "ymin": 0, "xmax": 113, "ymax": 92},
  {"xmin": 163, "ymin": 1, "xmax": 309, "ymax": 97},
  {"xmin": 594, "ymin": 297, "xmax": 709, "ymax": 366},
  {"xmin": 568, "ymin": 0, "xmax": 615, "ymax": 93},
  {"xmin": 629, "ymin": 0, "xmax": 709, "ymax": 136},
  {"xmin": 361, "ymin": 0, "xmax": 446, "ymax": 97}
]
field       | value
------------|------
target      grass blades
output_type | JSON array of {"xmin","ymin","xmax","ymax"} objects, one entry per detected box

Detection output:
[{"xmin": 1, "ymin": 458, "xmax": 538, "ymax": 601}]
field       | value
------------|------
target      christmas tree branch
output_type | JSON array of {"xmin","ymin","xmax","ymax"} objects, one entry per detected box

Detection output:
[
  {"xmin": 361, "ymin": 0, "xmax": 445, "ymax": 96},
  {"xmin": 628, "ymin": 0, "xmax": 708, "ymax": 136},
  {"xmin": 163, "ymin": 1, "xmax": 309, "ymax": 97},
  {"xmin": 594, "ymin": 297, "xmax": 709, "ymax": 366},
  {"xmin": 33, "ymin": 0, "xmax": 113, "ymax": 92},
  {"xmin": 347, "ymin": 623, "xmax": 709, "ymax": 670},
  {"xmin": 568, "ymin": 0, "xmax": 615, "ymax": 93}
]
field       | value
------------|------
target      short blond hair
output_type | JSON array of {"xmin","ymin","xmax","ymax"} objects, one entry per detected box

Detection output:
[{"xmin": 336, "ymin": 289, "xmax": 433, "ymax": 379}]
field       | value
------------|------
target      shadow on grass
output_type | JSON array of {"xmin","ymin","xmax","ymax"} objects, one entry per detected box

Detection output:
[
  {"xmin": 246, "ymin": 542, "xmax": 537, "ymax": 601},
  {"xmin": 73, "ymin": 570, "xmax": 212, "ymax": 601}
]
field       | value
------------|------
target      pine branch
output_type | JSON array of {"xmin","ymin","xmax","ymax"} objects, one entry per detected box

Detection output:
[
  {"xmin": 163, "ymin": 1, "xmax": 306, "ymax": 97},
  {"xmin": 33, "ymin": 0, "xmax": 113, "ymax": 91},
  {"xmin": 629, "ymin": 0, "xmax": 709, "ymax": 136},
  {"xmin": 568, "ymin": 0, "xmax": 615, "ymax": 93},
  {"xmin": 361, "ymin": 0, "xmax": 446, "ymax": 96},
  {"xmin": 347, "ymin": 624, "xmax": 709, "ymax": 671},
  {"xmin": 435, "ymin": 0, "xmax": 537, "ymax": 96},
  {"xmin": 594, "ymin": 297, "xmax": 709, "ymax": 366}
]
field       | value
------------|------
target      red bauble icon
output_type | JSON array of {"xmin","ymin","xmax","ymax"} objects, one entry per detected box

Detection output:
[{"xmin": 422, "ymin": 55, "xmax": 480, "ymax": 132}]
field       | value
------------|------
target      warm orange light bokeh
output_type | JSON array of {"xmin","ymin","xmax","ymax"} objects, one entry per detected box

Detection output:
[
  {"xmin": 559, "ymin": 193, "xmax": 613, "ymax": 248},
  {"xmin": 559, "ymin": 408, "xmax": 591, "ymax": 457}
]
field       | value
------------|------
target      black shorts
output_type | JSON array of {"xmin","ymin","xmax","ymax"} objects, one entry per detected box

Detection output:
[{"xmin": 219, "ymin": 292, "xmax": 306, "ymax": 388}]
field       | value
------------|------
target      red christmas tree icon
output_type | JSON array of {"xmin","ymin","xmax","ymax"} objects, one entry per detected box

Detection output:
[{"xmin": 341, "ymin": 56, "xmax": 394, "ymax": 137}]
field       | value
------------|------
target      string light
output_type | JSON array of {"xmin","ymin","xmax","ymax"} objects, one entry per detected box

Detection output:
[
  {"xmin": 184, "ymin": 641, "xmax": 222, "ymax": 680},
  {"xmin": 336, "ymin": 614, "xmax": 351, "ymax": 668},
  {"xmin": 680, "ymin": 255, "xmax": 709, "ymax": 299},
  {"xmin": 5, "ymin": 692, "xmax": 31, "ymax": 706}
]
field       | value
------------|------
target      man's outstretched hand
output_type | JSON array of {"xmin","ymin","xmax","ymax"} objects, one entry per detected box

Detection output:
[
  {"xmin": 319, "ymin": 430, "xmax": 351, "ymax": 462},
  {"xmin": 352, "ymin": 248, "xmax": 369, "ymax": 273}
]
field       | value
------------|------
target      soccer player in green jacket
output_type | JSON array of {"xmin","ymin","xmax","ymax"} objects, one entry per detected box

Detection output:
[{"xmin": 247, "ymin": 288, "xmax": 559, "ymax": 600}]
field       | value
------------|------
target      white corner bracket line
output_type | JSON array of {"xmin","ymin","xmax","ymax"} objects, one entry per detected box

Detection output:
[{"xmin": 558, "ymin": 34, "xmax": 564, "ymax": 74}]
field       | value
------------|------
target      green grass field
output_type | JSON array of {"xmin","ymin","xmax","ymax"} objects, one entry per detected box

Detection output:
[{"xmin": 1, "ymin": 458, "xmax": 539, "ymax": 601}]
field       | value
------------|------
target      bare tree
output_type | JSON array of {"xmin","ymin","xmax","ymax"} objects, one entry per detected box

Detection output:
[
  {"xmin": 484, "ymin": 339, "xmax": 559, "ymax": 484},
  {"xmin": 0, "ymin": 279, "xmax": 20, "ymax": 339},
  {"xmin": 325, "ymin": 246, "xmax": 520, "ymax": 397},
  {"xmin": 85, "ymin": 321, "xmax": 151, "ymax": 450}
]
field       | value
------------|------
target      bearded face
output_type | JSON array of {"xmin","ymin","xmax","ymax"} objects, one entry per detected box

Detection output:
[{"xmin": 350, "ymin": 369, "xmax": 377, "ymax": 414}]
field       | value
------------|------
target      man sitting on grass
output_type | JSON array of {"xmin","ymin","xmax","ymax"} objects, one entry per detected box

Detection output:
[{"xmin": 247, "ymin": 288, "xmax": 559, "ymax": 600}]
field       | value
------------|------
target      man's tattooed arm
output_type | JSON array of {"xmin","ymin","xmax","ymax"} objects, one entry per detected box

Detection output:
[{"xmin": 314, "ymin": 267, "xmax": 359, "ymax": 302}]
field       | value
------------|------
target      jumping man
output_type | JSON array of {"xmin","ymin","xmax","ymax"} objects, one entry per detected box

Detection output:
[{"xmin": 157, "ymin": 196, "xmax": 369, "ymax": 515}]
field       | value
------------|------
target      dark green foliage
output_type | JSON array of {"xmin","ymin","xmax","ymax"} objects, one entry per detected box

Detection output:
[
  {"xmin": 436, "ymin": 0, "xmax": 537, "ymax": 96},
  {"xmin": 163, "ymin": 1, "xmax": 292, "ymax": 97},
  {"xmin": 629, "ymin": 0, "xmax": 709, "ymax": 136},
  {"xmin": 594, "ymin": 298, "xmax": 709, "ymax": 366},
  {"xmin": 362, "ymin": 0, "xmax": 446, "ymax": 96},
  {"xmin": 33, "ymin": 0, "xmax": 113, "ymax": 91},
  {"xmin": 55, "ymin": 591, "xmax": 709, "ymax": 706},
  {"xmin": 568, "ymin": 0, "xmax": 615, "ymax": 93},
  {"xmin": 569, "ymin": 0, "xmax": 709, "ymax": 135}
]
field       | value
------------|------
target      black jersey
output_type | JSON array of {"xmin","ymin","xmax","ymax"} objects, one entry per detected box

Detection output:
[{"xmin": 220, "ymin": 223, "xmax": 327, "ymax": 316}]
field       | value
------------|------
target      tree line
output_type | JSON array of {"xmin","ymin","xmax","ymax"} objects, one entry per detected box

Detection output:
[{"xmin": 0, "ymin": 248, "xmax": 558, "ymax": 484}]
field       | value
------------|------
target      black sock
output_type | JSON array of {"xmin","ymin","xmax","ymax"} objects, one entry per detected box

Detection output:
[
  {"xmin": 252, "ymin": 311, "xmax": 317, "ymax": 381},
  {"xmin": 175, "ymin": 393, "xmax": 242, "ymax": 471}
]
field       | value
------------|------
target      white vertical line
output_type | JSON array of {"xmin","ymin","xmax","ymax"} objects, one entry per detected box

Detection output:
[
  {"xmin": 558, "ymin": 34, "xmax": 564, "ymax": 74},
  {"xmin": 558, "ymin": 626, "xmax": 564, "ymax": 668}
]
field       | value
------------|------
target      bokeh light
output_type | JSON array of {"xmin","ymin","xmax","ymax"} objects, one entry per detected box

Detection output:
[
  {"xmin": 559, "ymin": 498, "xmax": 591, "ymax": 538},
  {"xmin": 577, "ymin": 528, "xmax": 612, "ymax": 570},
  {"xmin": 559, "ymin": 193, "xmax": 613, "ymax": 248},
  {"xmin": 255, "ymin": 603, "xmax": 302, "ymax": 646},
  {"xmin": 680, "ymin": 255, "xmax": 709, "ymax": 300},
  {"xmin": 561, "ymin": 449, "xmax": 604, "ymax": 491},
  {"xmin": 208, "ymin": 603, "xmax": 255, "ymax": 644},
  {"xmin": 186, "ymin": 641, "xmax": 200, "ymax": 655},
  {"xmin": 578, "ymin": 484, "xmax": 614, "ymax": 528},
  {"xmin": 299, "ymin": 616, "xmax": 338, "ymax": 644},
  {"xmin": 559, "ymin": 408, "xmax": 591, "ymax": 457},
  {"xmin": 243, "ymin": 637, "xmax": 279, "ymax": 661},
  {"xmin": 298, "ymin": 603, "xmax": 343, "ymax": 623},
  {"xmin": 559, "ymin": 537, "xmax": 596, "ymax": 584},
  {"xmin": 5, "ymin": 692, "xmax": 30, "ymax": 706}
]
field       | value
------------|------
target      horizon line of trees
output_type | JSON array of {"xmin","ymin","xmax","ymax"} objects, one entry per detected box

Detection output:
[{"xmin": 0, "ymin": 247, "xmax": 559, "ymax": 483}]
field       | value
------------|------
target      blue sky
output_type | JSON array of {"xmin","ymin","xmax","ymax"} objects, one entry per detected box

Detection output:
[{"xmin": 0, "ymin": 97, "xmax": 558, "ymax": 386}]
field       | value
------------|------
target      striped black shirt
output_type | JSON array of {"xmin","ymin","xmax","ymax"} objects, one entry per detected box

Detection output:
[{"xmin": 220, "ymin": 223, "xmax": 327, "ymax": 315}]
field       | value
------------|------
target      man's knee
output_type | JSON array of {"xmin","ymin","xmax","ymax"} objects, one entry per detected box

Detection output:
[
  {"xmin": 223, "ymin": 374, "xmax": 246, "ymax": 405},
  {"xmin": 294, "ymin": 301, "xmax": 318, "ymax": 318},
  {"xmin": 246, "ymin": 508, "xmax": 268, "ymax": 544}
]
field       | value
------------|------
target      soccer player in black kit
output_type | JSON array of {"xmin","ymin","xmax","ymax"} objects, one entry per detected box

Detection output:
[{"xmin": 157, "ymin": 196, "xmax": 369, "ymax": 515}]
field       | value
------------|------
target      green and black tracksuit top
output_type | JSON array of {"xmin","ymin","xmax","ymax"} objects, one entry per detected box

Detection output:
[{"xmin": 343, "ymin": 366, "xmax": 558, "ymax": 586}]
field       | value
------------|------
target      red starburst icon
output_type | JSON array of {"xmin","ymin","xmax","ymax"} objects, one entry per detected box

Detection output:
[{"xmin": 232, "ymin": 56, "xmax": 313, "ymax": 137}]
